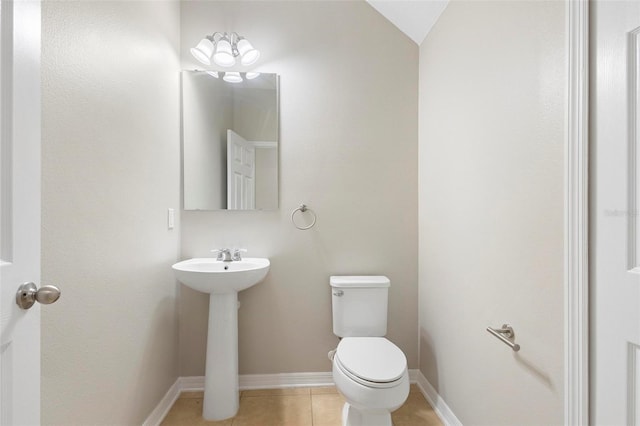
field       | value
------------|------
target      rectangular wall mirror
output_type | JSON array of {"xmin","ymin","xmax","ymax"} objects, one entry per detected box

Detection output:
[{"xmin": 182, "ymin": 71, "xmax": 279, "ymax": 210}]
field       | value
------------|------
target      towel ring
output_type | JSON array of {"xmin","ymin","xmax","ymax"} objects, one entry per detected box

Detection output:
[{"xmin": 291, "ymin": 204, "xmax": 317, "ymax": 230}]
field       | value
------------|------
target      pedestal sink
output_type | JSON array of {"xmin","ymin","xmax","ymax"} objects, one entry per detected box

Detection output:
[{"xmin": 172, "ymin": 257, "xmax": 270, "ymax": 420}]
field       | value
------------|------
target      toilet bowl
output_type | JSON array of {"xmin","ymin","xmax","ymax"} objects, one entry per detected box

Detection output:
[{"xmin": 331, "ymin": 337, "xmax": 409, "ymax": 426}]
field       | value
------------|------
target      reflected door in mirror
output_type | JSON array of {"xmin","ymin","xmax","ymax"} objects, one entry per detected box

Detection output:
[{"xmin": 227, "ymin": 130, "xmax": 255, "ymax": 210}]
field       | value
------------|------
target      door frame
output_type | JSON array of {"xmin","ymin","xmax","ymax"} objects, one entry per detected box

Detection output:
[
  {"xmin": 0, "ymin": 0, "xmax": 42, "ymax": 423},
  {"xmin": 565, "ymin": 0, "xmax": 589, "ymax": 424}
]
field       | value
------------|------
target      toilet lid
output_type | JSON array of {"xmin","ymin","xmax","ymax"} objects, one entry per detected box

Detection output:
[{"xmin": 336, "ymin": 337, "xmax": 406, "ymax": 383}]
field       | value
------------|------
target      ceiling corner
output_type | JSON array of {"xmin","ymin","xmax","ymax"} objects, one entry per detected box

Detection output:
[{"xmin": 366, "ymin": 0, "xmax": 449, "ymax": 45}]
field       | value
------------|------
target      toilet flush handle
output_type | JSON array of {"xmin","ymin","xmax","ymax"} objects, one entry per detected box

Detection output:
[{"xmin": 333, "ymin": 290, "xmax": 344, "ymax": 297}]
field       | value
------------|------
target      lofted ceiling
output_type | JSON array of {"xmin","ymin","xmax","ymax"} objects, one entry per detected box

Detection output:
[{"xmin": 366, "ymin": 0, "xmax": 449, "ymax": 45}]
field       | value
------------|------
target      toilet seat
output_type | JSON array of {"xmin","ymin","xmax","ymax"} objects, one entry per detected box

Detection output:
[{"xmin": 335, "ymin": 337, "xmax": 407, "ymax": 389}]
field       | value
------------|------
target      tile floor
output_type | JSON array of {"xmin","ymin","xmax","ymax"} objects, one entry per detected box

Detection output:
[{"xmin": 161, "ymin": 384, "xmax": 443, "ymax": 426}]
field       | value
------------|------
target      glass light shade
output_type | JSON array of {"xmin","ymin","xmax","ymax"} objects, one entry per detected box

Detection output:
[
  {"xmin": 190, "ymin": 38, "xmax": 214, "ymax": 65},
  {"xmin": 237, "ymin": 39, "xmax": 260, "ymax": 66},
  {"xmin": 213, "ymin": 37, "xmax": 235, "ymax": 67},
  {"xmin": 245, "ymin": 72, "xmax": 260, "ymax": 80},
  {"xmin": 223, "ymin": 72, "xmax": 243, "ymax": 83},
  {"xmin": 206, "ymin": 71, "xmax": 219, "ymax": 78}
]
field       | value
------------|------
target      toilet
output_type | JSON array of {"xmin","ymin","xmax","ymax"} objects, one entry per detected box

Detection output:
[{"xmin": 329, "ymin": 276, "xmax": 409, "ymax": 426}]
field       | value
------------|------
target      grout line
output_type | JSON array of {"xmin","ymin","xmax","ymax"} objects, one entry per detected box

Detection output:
[{"xmin": 309, "ymin": 391, "xmax": 314, "ymax": 426}]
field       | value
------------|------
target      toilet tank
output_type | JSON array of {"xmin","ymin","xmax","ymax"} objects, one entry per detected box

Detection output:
[{"xmin": 330, "ymin": 276, "xmax": 390, "ymax": 337}]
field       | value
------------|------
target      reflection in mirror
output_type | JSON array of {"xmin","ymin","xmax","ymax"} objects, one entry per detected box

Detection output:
[{"xmin": 182, "ymin": 71, "xmax": 278, "ymax": 210}]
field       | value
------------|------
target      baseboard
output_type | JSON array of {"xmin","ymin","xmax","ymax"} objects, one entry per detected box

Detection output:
[
  {"xmin": 178, "ymin": 375, "xmax": 205, "ymax": 391},
  {"xmin": 144, "ymin": 369, "xmax": 430, "ymax": 426},
  {"xmin": 408, "ymin": 369, "xmax": 420, "ymax": 383},
  {"xmin": 415, "ymin": 371, "xmax": 462, "ymax": 426},
  {"xmin": 240, "ymin": 371, "xmax": 335, "ymax": 389},
  {"xmin": 141, "ymin": 378, "xmax": 181, "ymax": 426}
]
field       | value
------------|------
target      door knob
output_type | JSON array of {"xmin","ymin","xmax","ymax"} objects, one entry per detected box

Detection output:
[{"xmin": 16, "ymin": 282, "xmax": 61, "ymax": 310}]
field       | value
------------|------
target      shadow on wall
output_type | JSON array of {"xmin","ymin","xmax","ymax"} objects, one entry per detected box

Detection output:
[
  {"xmin": 420, "ymin": 328, "xmax": 439, "ymax": 391},
  {"xmin": 514, "ymin": 353, "xmax": 555, "ymax": 391}
]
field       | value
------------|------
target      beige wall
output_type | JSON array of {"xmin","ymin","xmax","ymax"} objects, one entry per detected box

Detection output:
[
  {"xmin": 418, "ymin": 1, "xmax": 565, "ymax": 424},
  {"xmin": 179, "ymin": 1, "xmax": 419, "ymax": 376},
  {"xmin": 41, "ymin": 1, "xmax": 181, "ymax": 424}
]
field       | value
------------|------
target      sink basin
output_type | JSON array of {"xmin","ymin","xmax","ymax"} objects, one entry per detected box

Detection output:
[{"xmin": 172, "ymin": 257, "xmax": 270, "ymax": 294}]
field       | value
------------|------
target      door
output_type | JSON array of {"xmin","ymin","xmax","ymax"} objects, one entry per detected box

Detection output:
[
  {"xmin": 592, "ymin": 1, "xmax": 640, "ymax": 424},
  {"xmin": 0, "ymin": 1, "xmax": 41, "ymax": 424},
  {"xmin": 227, "ymin": 129, "xmax": 255, "ymax": 210}
]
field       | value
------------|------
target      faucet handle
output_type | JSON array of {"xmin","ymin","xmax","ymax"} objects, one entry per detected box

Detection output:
[
  {"xmin": 211, "ymin": 248, "xmax": 228, "ymax": 261},
  {"xmin": 232, "ymin": 248, "xmax": 247, "ymax": 261}
]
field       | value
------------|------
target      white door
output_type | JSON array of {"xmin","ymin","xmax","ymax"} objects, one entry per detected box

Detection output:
[
  {"xmin": 227, "ymin": 129, "xmax": 255, "ymax": 210},
  {"xmin": 0, "ymin": 1, "xmax": 43, "ymax": 424},
  {"xmin": 592, "ymin": 1, "xmax": 640, "ymax": 424}
]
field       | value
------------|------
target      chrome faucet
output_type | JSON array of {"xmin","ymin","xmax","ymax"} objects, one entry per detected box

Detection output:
[
  {"xmin": 212, "ymin": 248, "xmax": 247, "ymax": 262},
  {"xmin": 212, "ymin": 248, "xmax": 233, "ymax": 262}
]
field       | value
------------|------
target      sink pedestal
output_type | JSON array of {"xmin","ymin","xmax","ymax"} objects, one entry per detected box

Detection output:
[{"xmin": 203, "ymin": 293, "xmax": 239, "ymax": 421}]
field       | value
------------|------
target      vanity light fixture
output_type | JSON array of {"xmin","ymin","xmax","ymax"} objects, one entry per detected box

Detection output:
[
  {"xmin": 205, "ymin": 71, "xmax": 261, "ymax": 84},
  {"xmin": 191, "ymin": 32, "xmax": 260, "ymax": 67},
  {"xmin": 222, "ymin": 71, "xmax": 243, "ymax": 83},
  {"xmin": 191, "ymin": 38, "xmax": 215, "ymax": 65}
]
